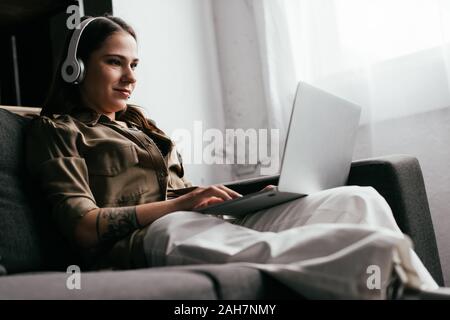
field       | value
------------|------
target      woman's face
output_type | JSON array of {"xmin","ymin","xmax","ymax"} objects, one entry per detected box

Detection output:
[{"xmin": 80, "ymin": 31, "xmax": 138, "ymax": 119}]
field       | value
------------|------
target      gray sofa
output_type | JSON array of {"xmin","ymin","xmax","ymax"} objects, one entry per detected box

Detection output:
[{"xmin": 0, "ymin": 107, "xmax": 444, "ymax": 299}]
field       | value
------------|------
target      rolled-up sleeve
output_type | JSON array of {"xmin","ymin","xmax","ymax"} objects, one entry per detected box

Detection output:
[{"xmin": 26, "ymin": 117, "xmax": 98, "ymax": 241}]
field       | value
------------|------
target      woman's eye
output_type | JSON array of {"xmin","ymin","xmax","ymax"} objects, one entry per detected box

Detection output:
[
  {"xmin": 108, "ymin": 59, "xmax": 121, "ymax": 66},
  {"xmin": 131, "ymin": 63, "xmax": 138, "ymax": 70}
]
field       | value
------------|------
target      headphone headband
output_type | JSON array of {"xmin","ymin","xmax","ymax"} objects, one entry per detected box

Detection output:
[{"xmin": 61, "ymin": 17, "xmax": 100, "ymax": 84}]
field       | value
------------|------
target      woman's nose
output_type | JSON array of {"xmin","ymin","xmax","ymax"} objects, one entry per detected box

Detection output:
[{"xmin": 122, "ymin": 67, "xmax": 136, "ymax": 83}]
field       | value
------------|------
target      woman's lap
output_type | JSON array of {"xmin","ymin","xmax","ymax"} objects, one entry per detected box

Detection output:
[
  {"xmin": 234, "ymin": 185, "xmax": 401, "ymax": 234},
  {"xmin": 143, "ymin": 186, "xmax": 403, "ymax": 266},
  {"xmin": 142, "ymin": 185, "xmax": 438, "ymax": 295}
]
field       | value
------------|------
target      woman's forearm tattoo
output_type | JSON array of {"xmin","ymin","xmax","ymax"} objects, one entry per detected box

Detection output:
[{"xmin": 96, "ymin": 206, "xmax": 142, "ymax": 245}]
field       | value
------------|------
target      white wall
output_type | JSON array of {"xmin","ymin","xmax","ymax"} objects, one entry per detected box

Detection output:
[{"xmin": 113, "ymin": 0, "xmax": 233, "ymax": 185}]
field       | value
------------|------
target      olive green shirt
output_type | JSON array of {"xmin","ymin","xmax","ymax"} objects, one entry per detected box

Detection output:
[{"xmin": 26, "ymin": 108, "xmax": 192, "ymax": 269}]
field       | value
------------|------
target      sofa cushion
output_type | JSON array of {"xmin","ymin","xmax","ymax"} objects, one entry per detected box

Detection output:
[
  {"xmin": 0, "ymin": 109, "xmax": 44, "ymax": 273},
  {"xmin": 0, "ymin": 109, "xmax": 79, "ymax": 274},
  {"xmin": 0, "ymin": 263, "xmax": 299, "ymax": 299},
  {"xmin": 176, "ymin": 264, "xmax": 301, "ymax": 299},
  {"xmin": 0, "ymin": 268, "xmax": 217, "ymax": 299}
]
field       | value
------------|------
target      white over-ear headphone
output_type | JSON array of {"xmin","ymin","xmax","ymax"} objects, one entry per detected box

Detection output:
[{"xmin": 61, "ymin": 17, "xmax": 100, "ymax": 84}]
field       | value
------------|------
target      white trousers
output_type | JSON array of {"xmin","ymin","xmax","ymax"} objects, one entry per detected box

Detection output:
[{"xmin": 143, "ymin": 186, "xmax": 438, "ymax": 299}]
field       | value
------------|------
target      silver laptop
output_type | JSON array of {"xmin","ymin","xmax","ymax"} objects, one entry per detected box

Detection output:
[{"xmin": 196, "ymin": 81, "xmax": 362, "ymax": 216}]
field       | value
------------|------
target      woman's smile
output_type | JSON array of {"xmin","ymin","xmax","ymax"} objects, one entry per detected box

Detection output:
[{"xmin": 113, "ymin": 88, "xmax": 131, "ymax": 98}]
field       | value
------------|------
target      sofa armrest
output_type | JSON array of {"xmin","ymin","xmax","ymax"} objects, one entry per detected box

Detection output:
[{"xmin": 347, "ymin": 154, "xmax": 443, "ymax": 286}]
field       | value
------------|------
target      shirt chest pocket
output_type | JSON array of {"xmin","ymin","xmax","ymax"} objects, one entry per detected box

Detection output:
[{"xmin": 85, "ymin": 142, "xmax": 139, "ymax": 176}]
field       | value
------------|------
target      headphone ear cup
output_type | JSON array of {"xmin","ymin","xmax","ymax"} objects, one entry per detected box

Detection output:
[
  {"xmin": 61, "ymin": 59, "xmax": 80, "ymax": 83},
  {"xmin": 76, "ymin": 59, "xmax": 86, "ymax": 83}
]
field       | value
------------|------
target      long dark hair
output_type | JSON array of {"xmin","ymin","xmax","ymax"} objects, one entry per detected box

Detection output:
[{"xmin": 41, "ymin": 14, "xmax": 163, "ymax": 134}]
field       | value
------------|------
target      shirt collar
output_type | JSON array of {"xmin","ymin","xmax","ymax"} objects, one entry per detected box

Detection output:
[
  {"xmin": 70, "ymin": 107, "xmax": 175, "ymax": 156},
  {"xmin": 70, "ymin": 108, "xmax": 113, "ymax": 126}
]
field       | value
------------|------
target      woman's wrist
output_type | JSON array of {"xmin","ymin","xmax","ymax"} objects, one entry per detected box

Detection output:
[
  {"xmin": 135, "ymin": 198, "xmax": 185, "ymax": 226},
  {"xmin": 172, "ymin": 195, "xmax": 189, "ymax": 211}
]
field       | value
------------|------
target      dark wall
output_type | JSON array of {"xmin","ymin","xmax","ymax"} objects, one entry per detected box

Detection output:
[
  {"xmin": 84, "ymin": 0, "xmax": 113, "ymax": 17},
  {"xmin": 11, "ymin": 20, "xmax": 53, "ymax": 107},
  {"xmin": 0, "ymin": 33, "xmax": 16, "ymax": 104},
  {"xmin": 0, "ymin": 0, "xmax": 113, "ymax": 107}
]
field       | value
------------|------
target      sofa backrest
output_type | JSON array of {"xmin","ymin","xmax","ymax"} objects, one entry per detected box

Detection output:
[{"xmin": 0, "ymin": 108, "xmax": 80, "ymax": 275}]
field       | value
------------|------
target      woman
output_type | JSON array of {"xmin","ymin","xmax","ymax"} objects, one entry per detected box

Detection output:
[{"xmin": 26, "ymin": 15, "xmax": 437, "ymax": 299}]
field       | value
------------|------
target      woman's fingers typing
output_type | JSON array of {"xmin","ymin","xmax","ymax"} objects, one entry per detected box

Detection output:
[
  {"xmin": 261, "ymin": 184, "xmax": 277, "ymax": 192},
  {"xmin": 193, "ymin": 196, "xmax": 224, "ymax": 209},
  {"xmin": 200, "ymin": 185, "xmax": 233, "ymax": 201},
  {"xmin": 216, "ymin": 185, "xmax": 243, "ymax": 199},
  {"xmin": 175, "ymin": 184, "xmax": 242, "ymax": 211}
]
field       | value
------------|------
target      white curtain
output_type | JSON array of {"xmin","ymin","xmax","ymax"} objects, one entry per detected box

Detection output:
[
  {"xmin": 211, "ymin": 0, "xmax": 298, "ymax": 178},
  {"xmin": 212, "ymin": 0, "xmax": 450, "ymax": 177},
  {"xmin": 250, "ymin": 0, "xmax": 298, "ymax": 148},
  {"xmin": 280, "ymin": 0, "xmax": 450, "ymax": 125}
]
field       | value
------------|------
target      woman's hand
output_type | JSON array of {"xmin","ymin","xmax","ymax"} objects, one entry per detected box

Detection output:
[
  {"xmin": 261, "ymin": 184, "xmax": 277, "ymax": 192},
  {"xmin": 174, "ymin": 185, "xmax": 243, "ymax": 210}
]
